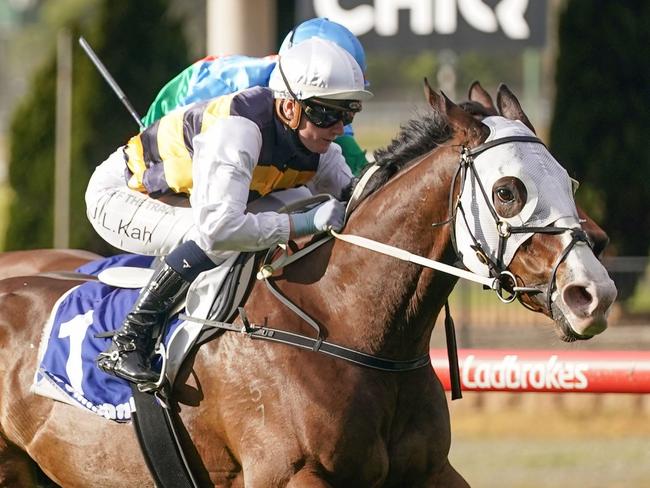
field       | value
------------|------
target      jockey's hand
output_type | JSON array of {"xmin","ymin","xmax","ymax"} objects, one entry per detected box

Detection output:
[
  {"xmin": 289, "ymin": 199, "xmax": 346, "ymax": 237},
  {"xmin": 313, "ymin": 199, "xmax": 346, "ymax": 232}
]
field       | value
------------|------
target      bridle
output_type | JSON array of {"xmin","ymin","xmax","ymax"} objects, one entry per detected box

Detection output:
[
  {"xmin": 258, "ymin": 134, "xmax": 594, "ymax": 320},
  {"xmin": 447, "ymin": 135, "xmax": 592, "ymax": 314}
]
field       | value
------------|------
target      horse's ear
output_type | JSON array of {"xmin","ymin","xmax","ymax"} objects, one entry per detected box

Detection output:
[
  {"xmin": 468, "ymin": 81, "xmax": 498, "ymax": 115},
  {"xmin": 423, "ymin": 78, "xmax": 463, "ymax": 116},
  {"xmin": 440, "ymin": 90, "xmax": 486, "ymax": 136},
  {"xmin": 424, "ymin": 77, "xmax": 466, "ymax": 115},
  {"xmin": 424, "ymin": 78, "xmax": 485, "ymax": 138},
  {"xmin": 496, "ymin": 83, "xmax": 536, "ymax": 133},
  {"xmin": 423, "ymin": 77, "xmax": 445, "ymax": 112}
]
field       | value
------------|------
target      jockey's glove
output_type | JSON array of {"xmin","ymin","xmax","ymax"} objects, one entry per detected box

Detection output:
[{"xmin": 290, "ymin": 199, "xmax": 346, "ymax": 237}]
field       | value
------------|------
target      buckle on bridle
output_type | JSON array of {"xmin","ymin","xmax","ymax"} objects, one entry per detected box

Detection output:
[
  {"xmin": 492, "ymin": 271, "xmax": 518, "ymax": 303},
  {"xmin": 492, "ymin": 270, "xmax": 542, "ymax": 303},
  {"xmin": 497, "ymin": 220, "xmax": 511, "ymax": 237}
]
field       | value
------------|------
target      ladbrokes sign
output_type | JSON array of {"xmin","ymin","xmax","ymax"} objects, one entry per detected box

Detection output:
[
  {"xmin": 430, "ymin": 349, "xmax": 650, "ymax": 394},
  {"xmin": 461, "ymin": 354, "xmax": 589, "ymax": 391},
  {"xmin": 296, "ymin": 0, "xmax": 547, "ymax": 51}
]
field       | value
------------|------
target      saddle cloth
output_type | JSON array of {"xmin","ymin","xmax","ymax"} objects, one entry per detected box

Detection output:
[{"xmin": 31, "ymin": 253, "xmax": 239, "ymax": 423}]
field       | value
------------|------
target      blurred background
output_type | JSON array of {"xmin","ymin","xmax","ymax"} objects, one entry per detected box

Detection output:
[{"xmin": 1, "ymin": 0, "xmax": 649, "ymax": 486}]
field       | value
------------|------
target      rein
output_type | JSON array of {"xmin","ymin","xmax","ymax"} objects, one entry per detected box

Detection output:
[
  {"xmin": 183, "ymin": 135, "xmax": 592, "ymax": 398},
  {"xmin": 330, "ymin": 135, "xmax": 590, "ymax": 307}
]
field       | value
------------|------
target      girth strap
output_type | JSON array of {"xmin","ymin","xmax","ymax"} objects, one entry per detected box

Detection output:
[
  {"xmin": 131, "ymin": 387, "xmax": 201, "ymax": 488},
  {"xmin": 36, "ymin": 271, "xmax": 99, "ymax": 282}
]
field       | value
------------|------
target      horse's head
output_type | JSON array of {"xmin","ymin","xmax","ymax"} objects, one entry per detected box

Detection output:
[{"xmin": 423, "ymin": 79, "xmax": 617, "ymax": 341}]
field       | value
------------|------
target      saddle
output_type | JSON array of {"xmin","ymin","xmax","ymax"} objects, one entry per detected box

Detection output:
[
  {"xmin": 130, "ymin": 251, "xmax": 261, "ymax": 389},
  {"xmin": 33, "ymin": 197, "xmax": 334, "ymax": 422},
  {"xmin": 31, "ymin": 252, "xmax": 259, "ymax": 417}
]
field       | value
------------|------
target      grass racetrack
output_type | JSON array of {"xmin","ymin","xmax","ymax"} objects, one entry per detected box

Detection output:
[{"xmin": 448, "ymin": 393, "xmax": 650, "ymax": 487}]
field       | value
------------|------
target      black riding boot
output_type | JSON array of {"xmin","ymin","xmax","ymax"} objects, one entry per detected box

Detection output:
[{"xmin": 97, "ymin": 263, "xmax": 190, "ymax": 383}]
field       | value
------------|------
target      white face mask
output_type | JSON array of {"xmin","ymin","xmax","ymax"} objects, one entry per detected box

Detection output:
[{"xmin": 454, "ymin": 116, "xmax": 579, "ymax": 277}]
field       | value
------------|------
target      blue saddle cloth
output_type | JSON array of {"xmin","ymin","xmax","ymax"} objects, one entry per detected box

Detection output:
[{"xmin": 35, "ymin": 254, "xmax": 183, "ymax": 422}]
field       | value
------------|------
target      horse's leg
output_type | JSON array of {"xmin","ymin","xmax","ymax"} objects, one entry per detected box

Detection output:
[
  {"xmin": 0, "ymin": 436, "xmax": 38, "ymax": 487},
  {"xmin": 427, "ymin": 459, "xmax": 470, "ymax": 488}
]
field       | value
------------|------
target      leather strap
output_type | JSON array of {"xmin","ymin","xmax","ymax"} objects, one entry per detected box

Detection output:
[
  {"xmin": 466, "ymin": 135, "xmax": 544, "ymax": 157},
  {"xmin": 131, "ymin": 386, "xmax": 200, "ymax": 488},
  {"xmin": 180, "ymin": 314, "xmax": 431, "ymax": 372}
]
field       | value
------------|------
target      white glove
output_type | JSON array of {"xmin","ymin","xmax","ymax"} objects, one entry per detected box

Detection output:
[{"xmin": 290, "ymin": 199, "xmax": 346, "ymax": 237}]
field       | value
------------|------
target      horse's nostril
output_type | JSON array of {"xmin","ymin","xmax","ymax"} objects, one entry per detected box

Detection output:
[{"xmin": 563, "ymin": 284, "xmax": 593, "ymax": 317}]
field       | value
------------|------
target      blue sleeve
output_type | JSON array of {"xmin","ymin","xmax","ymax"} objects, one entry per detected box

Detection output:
[{"xmin": 183, "ymin": 55, "xmax": 278, "ymax": 106}]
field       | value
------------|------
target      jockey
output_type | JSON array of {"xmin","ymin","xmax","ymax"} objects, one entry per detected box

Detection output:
[
  {"xmin": 86, "ymin": 38, "xmax": 373, "ymax": 384},
  {"xmin": 143, "ymin": 17, "xmax": 369, "ymax": 175}
]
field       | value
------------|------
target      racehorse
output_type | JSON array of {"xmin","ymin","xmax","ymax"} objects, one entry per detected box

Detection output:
[
  {"xmin": 0, "ymin": 249, "xmax": 101, "ymax": 280},
  {"xmin": 0, "ymin": 81, "xmax": 616, "ymax": 487}
]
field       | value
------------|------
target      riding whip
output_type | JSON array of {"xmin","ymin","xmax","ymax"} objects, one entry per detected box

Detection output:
[{"xmin": 78, "ymin": 36, "xmax": 144, "ymax": 130}]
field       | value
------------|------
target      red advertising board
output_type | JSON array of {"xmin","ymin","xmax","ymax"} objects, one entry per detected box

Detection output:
[{"xmin": 430, "ymin": 349, "xmax": 650, "ymax": 393}]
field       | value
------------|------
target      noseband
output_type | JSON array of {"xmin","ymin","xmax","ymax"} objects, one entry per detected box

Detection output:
[{"xmin": 449, "ymin": 135, "xmax": 592, "ymax": 313}]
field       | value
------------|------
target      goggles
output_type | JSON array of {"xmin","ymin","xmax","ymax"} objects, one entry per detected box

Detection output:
[
  {"xmin": 302, "ymin": 99, "xmax": 360, "ymax": 128},
  {"xmin": 277, "ymin": 56, "xmax": 362, "ymax": 129}
]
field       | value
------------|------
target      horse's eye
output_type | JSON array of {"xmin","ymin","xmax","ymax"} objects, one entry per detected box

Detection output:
[
  {"xmin": 492, "ymin": 177, "xmax": 527, "ymax": 218},
  {"xmin": 496, "ymin": 188, "xmax": 514, "ymax": 202}
]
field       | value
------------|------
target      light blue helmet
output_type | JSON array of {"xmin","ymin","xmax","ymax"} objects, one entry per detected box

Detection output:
[{"xmin": 279, "ymin": 18, "xmax": 367, "ymax": 74}]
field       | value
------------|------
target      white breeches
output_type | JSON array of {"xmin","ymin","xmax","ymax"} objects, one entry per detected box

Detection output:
[{"xmin": 85, "ymin": 149, "xmax": 311, "ymax": 258}]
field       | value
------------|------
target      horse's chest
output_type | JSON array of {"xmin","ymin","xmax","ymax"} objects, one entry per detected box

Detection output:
[
  {"xmin": 294, "ymin": 402, "xmax": 451, "ymax": 486},
  {"xmin": 198, "ymin": 338, "xmax": 452, "ymax": 484},
  {"xmin": 385, "ymin": 377, "xmax": 453, "ymax": 482},
  {"xmin": 295, "ymin": 379, "xmax": 451, "ymax": 485}
]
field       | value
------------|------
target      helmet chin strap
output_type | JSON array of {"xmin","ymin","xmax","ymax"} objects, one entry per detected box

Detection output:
[
  {"xmin": 275, "ymin": 99, "xmax": 302, "ymax": 130},
  {"xmin": 274, "ymin": 100, "xmax": 311, "ymax": 155},
  {"xmin": 275, "ymin": 55, "xmax": 307, "ymax": 131}
]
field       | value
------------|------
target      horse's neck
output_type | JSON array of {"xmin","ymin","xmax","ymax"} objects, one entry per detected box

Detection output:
[{"xmin": 330, "ymin": 151, "xmax": 459, "ymax": 357}]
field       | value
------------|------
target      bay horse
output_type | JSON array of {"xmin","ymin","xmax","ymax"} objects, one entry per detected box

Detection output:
[
  {"xmin": 0, "ymin": 82, "xmax": 616, "ymax": 487},
  {"xmin": 0, "ymin": 249, "xmax": 101, "ymax": 280}
]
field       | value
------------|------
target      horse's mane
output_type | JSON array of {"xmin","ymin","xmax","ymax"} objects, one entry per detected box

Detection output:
[
  {"xmin": 343, "ymin": 101, "xmax": 497, "ymax": 205},
  {"xmin": 344, "ymin": 109, "xmax": 452, "ymax": 203},
  {"xmin": 373, "ymin": 110, "xmax": 453, "ymax": 171}
]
